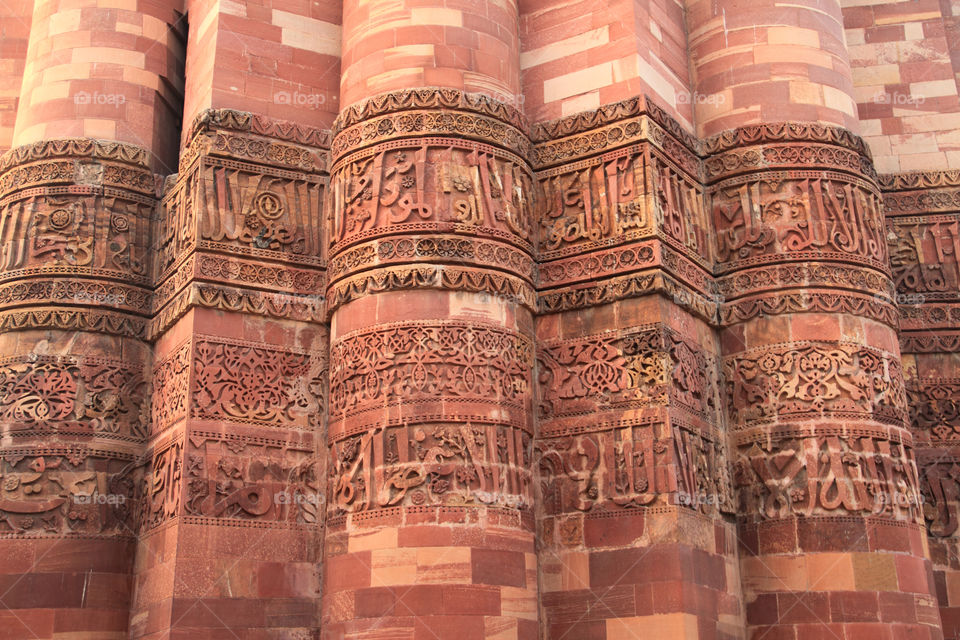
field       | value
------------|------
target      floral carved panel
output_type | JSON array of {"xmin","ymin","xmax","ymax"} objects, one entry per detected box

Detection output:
[
  {"xmin": 537, "ymin": 326, "xmax": 722, "ymax": 428},
  {"xmin": 723, "ymin": 342, "xmax": 907, "ymax": 429},
  {"xmin": 329, "ymin": 321, "xmax": 533, "ymax": 429},
  {"xmin": 191, "ymin": 336, "xmax": 326, "ymax": 430},
  {"xmin": 0, "ymin": 354, "xmax": 149, "ymax": 441}
]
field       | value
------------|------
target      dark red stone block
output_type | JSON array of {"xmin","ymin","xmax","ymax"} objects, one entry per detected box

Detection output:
[{"xmin": 471, "ymin": 549, "xmax": 525, "ymax": 587}]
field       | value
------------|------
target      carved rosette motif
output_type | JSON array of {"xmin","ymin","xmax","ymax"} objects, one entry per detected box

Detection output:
[
  {"xmin": 531, "ymin": 95, "xmax": 700, "ymax": 170},
  {"xmin": 881, "ymin": 169, "xmax": 960, "ymax": 218},
  {"xmin": 537, "ymin": 241, "xmax": 656, "ymax": 288},
  {"xmin": 329, "ymin": 235, "xmax": 535, "ymax": 283},
  {"xmin": 180, "ymin": 108, "xmax": 329, "ymax": 175},
  {"xmin": 0, "ymin": 139, "xmax": 156, "ymax": 194},
  {"xmin": 332, "ymin": 87, "xmax": 529, "ymax": 158}
]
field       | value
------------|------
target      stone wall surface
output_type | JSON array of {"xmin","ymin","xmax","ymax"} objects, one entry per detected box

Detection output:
[{"xmin": 0, "ymin": 0, "xmax": 958, "ymax": 638}]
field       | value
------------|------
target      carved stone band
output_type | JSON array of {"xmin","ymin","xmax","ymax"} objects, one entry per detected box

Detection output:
[
  {"xmin": 329, "ymin": 321, "xmax": 533, "ymax": 439},
  {"xmin": 0, "ymin": 139, "xmax": 157, "ymax": 200},
  {"xmin": 328, "ymin": 138, "xmax": 535, "ymax": 258}
]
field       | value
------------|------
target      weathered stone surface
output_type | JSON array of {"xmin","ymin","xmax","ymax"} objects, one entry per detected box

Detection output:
[{"xmin": 0, "ymin": 0, "xmax": 958, "ymax": 637}]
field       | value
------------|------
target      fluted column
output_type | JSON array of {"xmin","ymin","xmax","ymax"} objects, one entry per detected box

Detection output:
[
  {"xmin": 687, "ymin": 0, "xmax": 859, "ymax": 137},
  {"xmin": 13, "ymin": 0, "xmax": 185, "ymax": 170},
  {"xmin": 885, "ymin": 171, "xmax": 960, "ymax": 637},
  {"xmin": 0, "ymin": 0, "xmax": 32, "ymax": 153},
  {"xmin": 531, "ymin": 102, "xmax": 744, "ymax": 640},
  {"xmin": 131, "ymin": 0, "xmax": 335, "ymax": 634},
  {"xmin": 0, "ymin": 0, "xmax": 184, "ymax": 637},
  {"xmin": 688, "ymin": 0, "xmax": 943, "ymax": 636},
  {"xmin": 322, "ymin": 1, "xmax": 537, "ymax": 638}
]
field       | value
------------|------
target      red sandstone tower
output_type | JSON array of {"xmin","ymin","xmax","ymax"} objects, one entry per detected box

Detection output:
[{"xmin": 0, "ymin": 0, "xmax": 959, "ymax": 638}]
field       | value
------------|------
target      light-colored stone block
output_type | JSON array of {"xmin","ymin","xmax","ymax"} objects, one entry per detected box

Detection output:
[
  {"xmin": 607, "ymin": 613, "xmax": 699, "ymax": 639},
  {"xmin": 409, "ymin": 7, "xmax": 462, "ymax": 27},
  {"xmin": 520, "ymin": 26, "xmax": 609, "ymax": 70},
  {"xmin": 347, "ymin": 526, "xmax": 398, "ymax": 553}
]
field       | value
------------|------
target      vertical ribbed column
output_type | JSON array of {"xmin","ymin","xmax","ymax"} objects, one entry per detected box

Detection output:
[
  {"xmin": 0, "ymin": 1, "xmax": 183, "ymax": 637},
  {"xmin": 689, "ymin": 0, "xmax": 943, "ymax": 636},
  {"xmin": 134, "ymin": 111, "xmax": 329, "ymax": 639},
  {"xmin": 0, "ymin": 0, "xmax": 32, "ymax": 153},
  {"xmin": 884, "ymin": 170, "xmax": 960, "ymax": 637},
  {"xmin": 13, "ymin": 0, "xmax": 185, "ymax": 170},
  {"xmin": 687, "ymin": 0, "xmax": 859, "ymax": 137},
  {"xmin": 339, "ymin": 0, "xmax": 520, "ymax": 109},
  {"xmin": 132, "ymin": 0, "xmax": 337, "ymax": 636},
  {"xmin": 323, "ymin": 2, "xmax": 538, "ymax": 638},
  {"xmin": 532, "ymin": 100, "xmax": 743, "ymax": 637}
]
